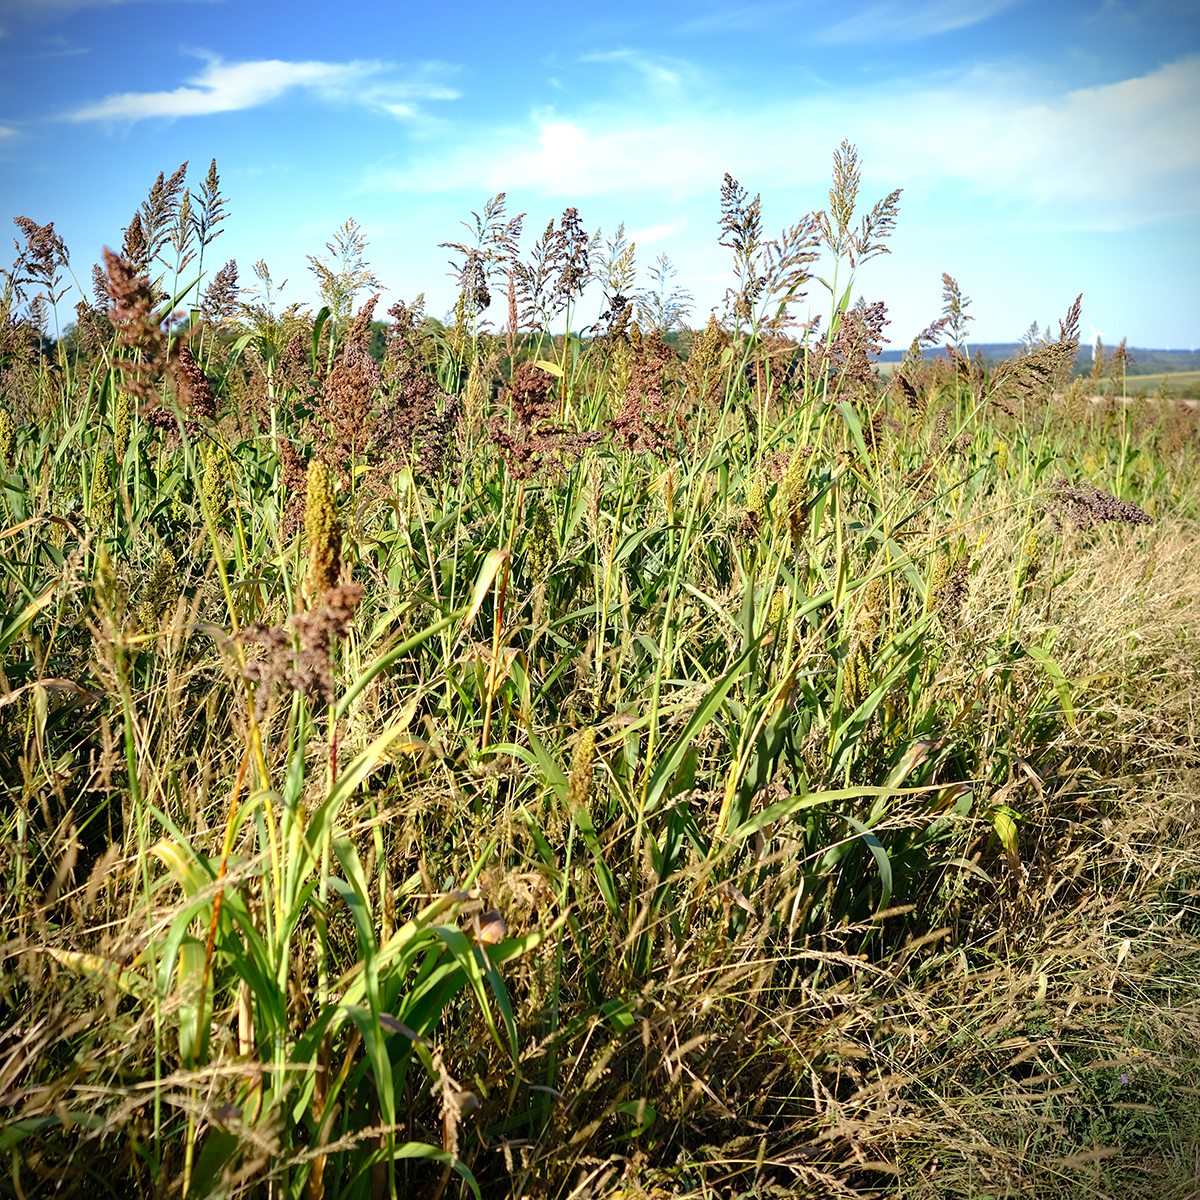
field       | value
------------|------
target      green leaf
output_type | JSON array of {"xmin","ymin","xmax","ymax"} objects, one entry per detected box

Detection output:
[
  {"xmin": 43, "ymin": 948, "xmax": 151, "ymax": 999},
  {"xmin": 0, "ymin": 1113, "xmax": 104, "ymax": 1154},
  {"xmin": 186, "ymin": 1127, "xmax": 240, "ymax": 1199},
  {"xmin": 516, "ymin": 804, "xmax": 557, "ymax": 867},
  {"xmin": 601, "ymin": 998, "xmax": 635, "ymax": 1032},
  {"xmin": 0, "ymin": 583, "xmax": 55, "ymax": 657},
  {"xmin": 645, "ymin": 640, "xmax": 756, "ymax": 814},
  {"xmin": 335, "ymin": 609, "xmax": 459, "ymax": 720},
  {"xmin": 1026, "ymin": 644, "xmax": 1076, "ymax": 727},
  {"xmin": 303, "ymin": 721, "xmax": 416, "ymax": 865},
  {"xmin": 843, "ymin": 813, "xmax": 893, "ymax": 913},
  {"xmin": 311, "ymin": 305, "xmax": 332, "ymax": 372},
  {"xmin": 354, "ymin": 1142, "xmax": 481, "ymax": 1200},
  {"xmin": 526, "ymin": 728, "xmax": 569, "ymax": 805},
  {"xmin": 432, "ymin": 924, "xmax": 517, "ymax": 1058}
]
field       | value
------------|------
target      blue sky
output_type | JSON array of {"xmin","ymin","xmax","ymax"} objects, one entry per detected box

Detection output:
[{"xmin": 1, "ymin": 0, "xmax": 1197, "ymax": 349}]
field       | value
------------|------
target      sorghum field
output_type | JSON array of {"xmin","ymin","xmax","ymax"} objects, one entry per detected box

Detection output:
[{"xmin": 2, "ymin": 148, "xmax": 1198, "ymax": 1200}]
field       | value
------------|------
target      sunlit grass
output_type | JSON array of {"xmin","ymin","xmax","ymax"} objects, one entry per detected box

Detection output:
[{"xmin": 1, "ymin": 149, "xmax": 1198, "ymax": 1199}]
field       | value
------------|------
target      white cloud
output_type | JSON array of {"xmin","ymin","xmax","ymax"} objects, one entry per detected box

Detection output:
[
  {"xmin": 65, "ymin": 53, "xmax": 459, "ymax": 122},
  {"xmin": 368, "ymin": 113, "xmax": 775, "ymax": 200},
  {"xmin": 0, "ymin": 125, "xmax": 16, "ymax": 137},
  {"xmin": 865, "ymin": 56, "xmax": 1200, "ymax": 224},
  {"xmin": 365, "ymin": 56, "xmax": 1200, "ymax": 232},
  {"xmin": 630, "ymin": 222, "xmax": 687, "ymax": 244}
]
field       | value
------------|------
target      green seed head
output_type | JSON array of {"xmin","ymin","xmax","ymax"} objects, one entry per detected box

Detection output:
[
  {"xmin": 138, "ymin": 547, "xmax": 182, "ymax": 631},
  {"xmin": 201, "ymin": 448, "xmax": 228, "ymax": 524},
  {"xmin": 464, "ymin": 357, "xmax": 486, "ymax": 431},
  {"xmin": 780, "ymin": 449, "xmax": 808, "ymax": 547},
  {"xmin": 90, "ymin": 446, "xmax": 113, "ymax": 528},
  {"xmin": 929, "ymin": 551, "xmax": 949, "ymax": 603},
  {"xmin": 304, "ymin": 458, "xmax": 342, "ymax": 597},
  {"xmin": 0, "ymin": 407, "xmax": 15, "ymax": 472},
  {"xmin": 686, "ymin": 314, "xmax": 723, "ymax": 403},
  {"xmin": 855, "ymin": 575, "xmax": 886, "ymax": 640},
  {"xmin": 745, "ymin": 474, "xmax": 764, "ymax": 521},
  {"xmin": 567, "ymin": 728, "xmax": 597, "ymax": 813},
  {"xmin": 113, "ymin": 391, "xmax": 131, "ymax": 465},
  {"xmin": 525, "ymin": 497, "xmax": 558, "ymax": 585},
  {"xmin": 767, "ymin": 586, "xmax": 787, "ymax": 626},
  {"xmin": 610, "ymin": 338, "xmax": 631, "ymax": 398},
  {"xmin": 1020, "ymin": 531, "xmax": 1042, "ymax": 591}
]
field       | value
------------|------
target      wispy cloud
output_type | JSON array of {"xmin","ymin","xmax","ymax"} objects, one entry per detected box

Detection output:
[
  {"xmin": 65, "ymin": 53, "xmax": 458, "ymax": 122},
  {"xmin": 367, "ymin": 56, "xmax": 1200, "ymax": 231},
  {"xmin": 815, "ymin": 0, "xmax": 1021, "ymax": 43},
  {"xmin": 580, "ymin": 50, "xmax": 688, "ymax": 92},
  {"xmin": 678, "ymin": 1, "xmax": 800, "ymax": 36},
  {"xmin": 680, "ymin": 0, "xmax": 1019, "ymax": 39},
  {"xmin": 0, "ymin": 0, "xmax": 216, "ymax": 17}
]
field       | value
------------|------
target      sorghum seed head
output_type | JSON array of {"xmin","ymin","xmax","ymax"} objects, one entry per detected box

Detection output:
[
  {"xmin": 934, "ymin": 554, "xmax": 970, "ymax": 624},
  {"xmin": 931, "ymin": 406, "xmax": 950, "ymax": 454}
]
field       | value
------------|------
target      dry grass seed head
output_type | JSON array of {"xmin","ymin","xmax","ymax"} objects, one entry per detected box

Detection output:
[
  {"xmin": 102, "ymin": 247, "xmax": 169, "ymax": 402},
  {"xmin": 1045, "ymin": 478, "xmax": 1154, "ymax": 532}
]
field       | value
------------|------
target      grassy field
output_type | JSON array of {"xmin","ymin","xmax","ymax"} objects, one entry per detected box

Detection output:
[
  {"xmin": 1102, "ymin": 369, "xmax": 1200, "ymax": 398},
  {"xmin": 1, "ymin": 153, "xmax": 1199, "ymax": 1200}
]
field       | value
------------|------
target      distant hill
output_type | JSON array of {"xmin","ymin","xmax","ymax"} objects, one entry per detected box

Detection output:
[
  {"xmin": 1082, "ymin": 346, "xmax": 1200, "ymax": 375},
  {"xmin": 876, "ymin": 344, "xmax": 1200, "ymax": 376},
  {"xmin": 877, "ymin": 343, "xmax": 1022, "ymax": 364}
]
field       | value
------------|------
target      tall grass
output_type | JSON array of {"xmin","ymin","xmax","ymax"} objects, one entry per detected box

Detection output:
[{"xmin": 1, "ymin": 148, "xmax": 1198, "ymax": 1199}]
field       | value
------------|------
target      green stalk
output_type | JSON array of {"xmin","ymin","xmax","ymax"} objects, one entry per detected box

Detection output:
[{"xmin": 112, "ymin": 625, "xmax": 163, "ymax": 1156}]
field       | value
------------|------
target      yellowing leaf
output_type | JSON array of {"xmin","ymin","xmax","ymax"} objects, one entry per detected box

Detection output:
[
  {"xmin": 44, "ymin": 948, "xmax": 149, "ymax": 997},
  {"xmin": 151, "ymin": 840, "xmax": 210, "ymax": 896}
]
